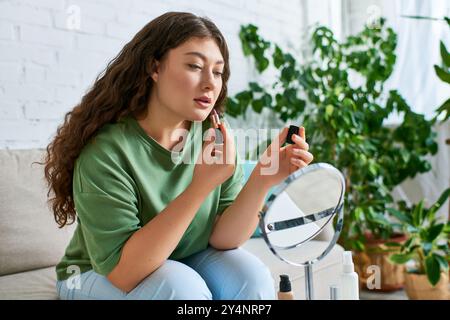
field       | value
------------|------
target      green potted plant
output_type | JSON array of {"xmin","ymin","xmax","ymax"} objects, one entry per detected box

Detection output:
[
  {"xmin": 388, "ymin": 188, "xmax": 450, "ymax": 299},
  {"xmin": 433, "ymin": 17, "xmax": 450, "ymax": 122},
  {"xmin": 227, "ymin": 18, "xmax": 439, "ymax": 290}
]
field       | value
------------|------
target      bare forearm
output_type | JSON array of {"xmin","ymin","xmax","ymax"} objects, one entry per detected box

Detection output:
[
  {"xmin": 209, "ymin": 167, "xmax": 270, "ymax": 249},
  {"xmin": 108, "ymin": 183, "xmax": 210, "ymax": 292}
]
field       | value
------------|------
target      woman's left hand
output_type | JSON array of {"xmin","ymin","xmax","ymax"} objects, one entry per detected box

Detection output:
[{"xmin": 253, "ymin": 126, "xmax": 314, "ymax": 190}]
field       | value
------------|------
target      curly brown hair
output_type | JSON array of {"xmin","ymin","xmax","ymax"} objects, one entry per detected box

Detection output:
[{"xmin": 42, "ymin": 12, "xmax": 230, "ymax": 228}]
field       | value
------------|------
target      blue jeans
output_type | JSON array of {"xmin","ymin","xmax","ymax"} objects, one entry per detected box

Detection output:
[{"xmin": 56, "ymin": 246, "xmax": 276, "ymax": 300}]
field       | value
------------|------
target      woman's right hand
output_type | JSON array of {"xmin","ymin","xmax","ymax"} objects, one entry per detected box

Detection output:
[{"xmin": 190, "ymin": 125, "xmax": 236, "ymax": 194}]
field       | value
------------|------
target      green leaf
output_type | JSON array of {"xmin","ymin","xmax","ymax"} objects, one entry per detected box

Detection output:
[
  {"xmin": 387, "ymin": 207, "xmax": 412, "ymax": 225},
  {"xmin": 273, "ymin": 45, "xmax": 284, "ymax": 68},
  {"xmin": 401, "ymin": 15, "xmax": 442, "ymax": 22},
  {"xmin": 235, "ymin": 91, "xmax": 252, "ymax": 108},
  {"xmin": 368, "ymin": 209, "xmax": 391, "ymax": 227},
  {"xmin": 412, "ymin": 201, "xmax": 424, "ymax": 226},
  {"xmin": 353, "ymin": 240, "xmax": 365, "ymax": 252},
  {"xmin": 368, "ymin": 162, "xmax": 378, "ymax": 177},
  {"xmin": 354, "ymin": 207, "xmax": 364, "ymax": 220},
  {"xmin": 285, "ymin": 88, "xmax": 297, "ymax": 104},
  {"xmin": 281, "ymin": 66, "xmax": 295, "ymax": 82},
  {"xmin": 428, "ymin": 188, "xmax": 450, "ymax": 216},
  {"xmin": 440, "ymin": 41, "xmax": 450, "ymax": 68},
  {"xmin": 225, "ymin": 98, "xmax": 241, "ymax": 118},
  {"xmin": 389, "ymin": 253, "xmax": 414, "ymax": 264},
  {"xmin": 435, "ymin": 98, "xmax": 450, "ymax": 121},
  {"xmin": 444, "ymin": 222, "xmax": 450, "ymax": 234},
  {"xmin": 343, "ymin": 98, "xmax": 357, "ymax": 111},
  {"xmin": 434, "ymin": 65, "xmax": 450, "ymax": 84},
  {"xmin": 251, "ymin": 99, "xmax": 264, "ymax": 113},
  {"xmin": 426, "ymin": 223, "xmax": 444, "ymax": 242},
  {"xmin": 325, "ymin": 104, "xmax": 334, "ymax": 117},
  {"xmin": 256, "ymin": 57, "xmax": 270, "ymax": 73},
  {"xmin": 262, "ymin": 93, "xmax": 272, "ymax": 108},
  {"xmin": 249, "ymin": 82, "xmax": 263, "ymax": 92},
  {"xmin": 433, "ymin": 254, "xmax": 449, "ymax": 272},
  {"xmin": 425, "ymin": 255, "xmax": 441, "ymax": 286},
  {"xmin": 403, "ymin": 237, "xmax": 414, "ymax": 250},
  {"xmin": 241, "ymin": 41, "xmax": 252, "ymax": 56}
]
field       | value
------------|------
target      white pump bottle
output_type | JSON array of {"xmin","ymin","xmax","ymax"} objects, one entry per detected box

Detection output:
[{"xmin": 339, "ymin": 251, "xmax": 360, "ymax": 300}]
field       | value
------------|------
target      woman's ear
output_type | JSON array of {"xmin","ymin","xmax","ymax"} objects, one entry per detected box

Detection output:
[{"xmin": 150, "ymin": 60, "xmax": 160, "ymax": 82}]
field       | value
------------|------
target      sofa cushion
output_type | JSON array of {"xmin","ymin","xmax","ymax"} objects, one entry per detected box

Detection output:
[
  {"xmin": 0, "ymin": 266, "xmax": 58, "ymax": 300},
  {"xmin": 0, "ymin": 149, "xmax": 75, "ymax": 276}
]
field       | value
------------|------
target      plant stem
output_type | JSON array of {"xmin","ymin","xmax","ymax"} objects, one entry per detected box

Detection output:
[{"xmin": 417, "ymin": 248, "xmax": 426, "ymax": 274}]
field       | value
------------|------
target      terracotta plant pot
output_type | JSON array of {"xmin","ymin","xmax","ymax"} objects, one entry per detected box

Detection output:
[
  {"xmin": 404, "ymin": 272, "xmax": 449, "ymax": 300},
  {"xmin": 353, "ymin": 233, "xmax": 406, "ymax": 292}
]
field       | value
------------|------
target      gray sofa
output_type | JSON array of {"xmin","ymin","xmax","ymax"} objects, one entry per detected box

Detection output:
[{"xmin": 0, "ymin": 149, "xmax": 344, "ymax": 300}]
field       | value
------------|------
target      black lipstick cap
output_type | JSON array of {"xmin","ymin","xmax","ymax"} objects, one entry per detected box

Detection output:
[
  {"xmin": 279, "ymin": 274, "xmax": 292, "ymax": 292},
  {"xmin": 286, "ymin": 125, "xmax": 299, "ymax": 144}
]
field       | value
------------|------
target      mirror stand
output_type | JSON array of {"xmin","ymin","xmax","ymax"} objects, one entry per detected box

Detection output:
[{"xmin": 304, "ymin": 262, "xmax": 314, "ymax": 300}]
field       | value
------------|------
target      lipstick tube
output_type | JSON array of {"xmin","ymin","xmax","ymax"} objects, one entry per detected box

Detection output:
[{"xmin": 210, "ymin": 109, "xmax": 224, "ymax": 144}]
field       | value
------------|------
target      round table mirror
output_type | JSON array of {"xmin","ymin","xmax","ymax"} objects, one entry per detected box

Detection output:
[{"xmin": 258, "ymin": 163, "xmax": 345, "ymax": 300}]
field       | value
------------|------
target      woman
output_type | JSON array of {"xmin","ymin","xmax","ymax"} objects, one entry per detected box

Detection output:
[{"xmin": 44, "ymin": 12, "xmax": 313, "ymax": 300}]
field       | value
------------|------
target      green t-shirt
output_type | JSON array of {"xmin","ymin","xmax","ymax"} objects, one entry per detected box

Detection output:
[{"xmin": 55, "ymin": 115, "xmax": 244, "ymax": 281}]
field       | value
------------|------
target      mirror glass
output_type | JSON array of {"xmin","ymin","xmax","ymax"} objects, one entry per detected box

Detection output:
[{"xmin": 259, "ymin": 163, "xmax": 345, "ymax": 266}]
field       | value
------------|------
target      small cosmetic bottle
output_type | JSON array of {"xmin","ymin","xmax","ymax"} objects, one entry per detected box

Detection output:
[
  {"xmin": 339, "ymin": 251, "xmax": 360, "ymax": 300},
  {"xmin": 210, "ymin": 109, "xmax": 224, "ymax": 144},
  {"xmin": 329, "ymin": 284, "xmax": 340, "ymax": 300},
  {"xmin": 278, "ymin": 274, "xmax": 294, "ymax": 300}
]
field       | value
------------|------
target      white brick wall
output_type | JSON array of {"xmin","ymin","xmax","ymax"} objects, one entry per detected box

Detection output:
[
  {"xmin": 0, "ymin": 0, "xmax": 308, "ymax": 149},
  {"xmin": 1, "ymin": 0, "xmax": 447, "ymax": 216}
]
